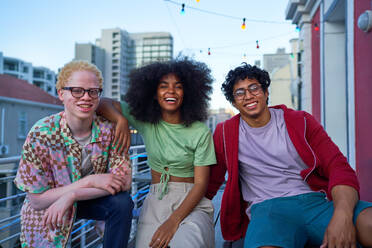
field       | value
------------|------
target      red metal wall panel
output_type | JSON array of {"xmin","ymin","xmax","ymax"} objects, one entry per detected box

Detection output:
[
  {"xmin": 311, "ymin": 9, "xmax": 321, "ymax": 122},
  {"xmin": 354, "ymin": 0, "xmax": 372, "ymax": 201}
]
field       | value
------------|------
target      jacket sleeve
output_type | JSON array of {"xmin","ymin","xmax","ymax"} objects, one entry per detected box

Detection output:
[
  {"xmin": 305, "ymin": 112, "xmax": 360, "ymax": 197},
  {"xmin": 206, "ymin": 122, "xmax": 227, "ymax": 200}
]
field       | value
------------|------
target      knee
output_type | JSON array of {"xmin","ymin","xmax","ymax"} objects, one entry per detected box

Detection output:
[{"xmin": 357, "ymin": 207, "xmax": 372, "ymax": 230}]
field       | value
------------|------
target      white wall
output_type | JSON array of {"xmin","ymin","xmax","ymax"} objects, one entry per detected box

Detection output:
[{"xmin": 323, "ymin": 21, "xmax": 347, "ymax": 155}]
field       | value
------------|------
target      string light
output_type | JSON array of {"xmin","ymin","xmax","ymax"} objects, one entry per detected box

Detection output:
[
  {"xmin": 180, "ymin": 3, "xmax": 185, "ymax": 15},
  {"xmin": 241, "ymin": 18, "xmax": 246, "ymax": 30},
  {"xmin": 208, "ymin": 48, "xmax": 211, "ymax": 55},
  {"xmin": 196, "ymin": 0, "xmax": 200, "ymax": 2},
  {"xmin": 256, "ymin": 40, "xmax": 259, "ymax": 49},
  {"xmin": 314, "ymin": 23, "xmax": 319, "ymax": 31}
]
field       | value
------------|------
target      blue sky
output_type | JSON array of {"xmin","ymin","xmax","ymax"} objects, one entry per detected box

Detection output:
[{"xmin": 0, "ymin": 0, "xmax": 297, "ymax": 109}]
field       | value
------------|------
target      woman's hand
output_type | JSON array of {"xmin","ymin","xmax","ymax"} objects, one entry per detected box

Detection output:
[
  {"xmin": 149, "ymin": 216, "xmax": 180, "ymax": 248},
  {"xmin": 113, "ymin": 116, "xmax": 131, "ymax": 155}
]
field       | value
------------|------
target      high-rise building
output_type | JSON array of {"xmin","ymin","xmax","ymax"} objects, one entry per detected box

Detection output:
[
  {"xmin": 75, "ymin": 28, "xmax": 173, "ymax": 101},
  {"xmin": 74, "ymin": 43, "xmax": 105, "ymax": 78},
  {"xmin": 0, "ymin": 52, "xmax": 56, "ymax": 96},
  {"xmin": 129, "ymin": 32, "xmax": 173, "ymax": 68}
]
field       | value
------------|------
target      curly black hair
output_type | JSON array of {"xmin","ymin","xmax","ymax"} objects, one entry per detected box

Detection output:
[
  {"xmin": 124, "ymin": 57, "xmax": 213, "ymax": 126},
  {"xmin": 222, "ymin": 63, "xmax": 271, "ymax": 103}
]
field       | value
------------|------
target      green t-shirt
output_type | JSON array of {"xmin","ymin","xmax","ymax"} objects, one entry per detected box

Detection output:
[{"xmin": 120, "ymin": 101, "xmax": 216, "ymax": 177}]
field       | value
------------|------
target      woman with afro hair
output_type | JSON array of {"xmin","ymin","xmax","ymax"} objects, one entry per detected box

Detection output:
[{"xmin": 97, "ymin": 57, "xmax": 216, "ymax": 248}]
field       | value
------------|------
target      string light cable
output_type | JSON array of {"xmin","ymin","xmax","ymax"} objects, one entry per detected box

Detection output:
[
  {"xmin": 163, "ymin": 0, "xmax": 290, "ymax": 24},
  {"xmin": 191, "ymin": 31, "xmax": 296, "ymax": 53}
]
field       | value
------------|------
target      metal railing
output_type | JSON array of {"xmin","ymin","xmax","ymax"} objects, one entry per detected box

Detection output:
[{"xmin": 0, "ymin": 145, "xmax": 150, "ymax": 248}]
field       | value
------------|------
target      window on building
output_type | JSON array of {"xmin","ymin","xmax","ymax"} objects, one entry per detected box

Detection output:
[
  {"xmin": 33, "ymin": 70, "xmax": 44, "ymax": 78},
  {"xmin": 47, "ymin": 74, "xmax": 52, "ymax": 80},
  {"xmin": 33, "ymin": 81, "xmax": 43, "ymax": 88},
  {"xmin": 4, "ymin": 61, "xmax": 17, "ymax": 71},
  {"xmin": 18, "ymin": 112, "xmax": 27, "ymax": 138},
  {"xmin": 23, "ymin": 67, "xmax": 29, "ymax": 73}
]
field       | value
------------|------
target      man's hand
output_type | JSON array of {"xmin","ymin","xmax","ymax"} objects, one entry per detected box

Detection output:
[
  {"xmin": 42, "ymin": 192, "xmax": 75, "ymax": 230},
  {"xmin": 113, "ymin": 116, "xmax": 131, "ymax": 155},
  {"xmin": 85, "ymin": 173, "xmax": 128, "ymax": 195},
  {"xmin": 321, "ymin": 209, "xmax": 357, "ymax": 248},
  {"xmin": 149, "ymin": 217, "xmax": 180, "ymax": 248}
]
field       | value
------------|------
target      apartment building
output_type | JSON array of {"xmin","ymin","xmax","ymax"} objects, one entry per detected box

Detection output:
[{"xmin": 0, "ymin": 52, "xmax": 57, "ymax": 96}]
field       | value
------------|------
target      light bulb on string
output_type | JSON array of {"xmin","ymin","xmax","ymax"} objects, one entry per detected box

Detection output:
[
  {"xmin": 314, "ymin": 23, "xmax": 319, "ymax": 31},
  {"xmin": 196, "ymin": 0, "xmax": 200, "ymax": 2},
  {"xmin": 241, "ymin": 18, "xmax": 246, "ymax": 30},
  {"xmin": 180, "ymin": 3, "xmax": 185, "ymax": 15},
  {"xmin": 243, "ymin": 53, "xmax": 247, "ymax": 60},
  {"xmin": 256, "ymin": 40, "xmax": 260, "ymax": 49},
  {"xmin": 208, "ymin": 48, "xmax": 211, "ymax": 56}
]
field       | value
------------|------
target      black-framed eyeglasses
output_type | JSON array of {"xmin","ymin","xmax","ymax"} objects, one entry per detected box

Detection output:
[
  {"xmin": 233, "ymin": 84, "xmax": 262, "ymax": 100},
  {"xmin": 62, "ymin": 87, "xmax": 102, "ymax": 99}
]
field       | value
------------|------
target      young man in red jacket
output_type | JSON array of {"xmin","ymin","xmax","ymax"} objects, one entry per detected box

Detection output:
[{"xmin": 206, "ymin": 63, "xmax": 372, "ymax": 248}]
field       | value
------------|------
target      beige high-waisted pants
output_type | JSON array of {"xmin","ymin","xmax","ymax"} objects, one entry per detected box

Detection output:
[{"xmin": 135, "ymin": 182, "xmax": 215, "ymax": 248}]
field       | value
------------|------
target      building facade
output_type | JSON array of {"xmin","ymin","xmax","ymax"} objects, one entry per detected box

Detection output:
[
  {"xmin": 129, "ymin": 32, "xmax": 173, "ymax": 68},
  {"xmin": 0, "ymin": 52, "xmax": 57, "ymax": 97},
  {"xmin": 0, "ymin": 74, "xmax": 63, "ymax": 158},
  {"xmin": 75, "ymin": 29, "xmax": 173, "ymax": 101},
  {"xmin": 205, "ymin": 108, "xmax": 235, "ymax": 133},
  {"xmin": 263, "ymin": 39, "xmax": 300, "ymax": 109},
  {"xmin": 75, "ymin": 43, "xmax": 106, "ymax": 78},
  {"xmin": 286, "ymin": 0, "xmax": 372, "ymax": 201}
]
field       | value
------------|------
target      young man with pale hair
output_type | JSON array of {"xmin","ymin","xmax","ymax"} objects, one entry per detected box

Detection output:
[{"xmin": 14, "ymin": 60, "xmax": 133, "ymax": 248}]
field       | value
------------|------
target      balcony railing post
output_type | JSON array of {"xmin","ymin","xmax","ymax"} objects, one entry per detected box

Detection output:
[{"xmin": 80, "ymin": 220, "xmax": 86, "ymax": 248}]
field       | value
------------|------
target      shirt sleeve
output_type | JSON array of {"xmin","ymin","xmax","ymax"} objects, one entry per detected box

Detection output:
[
  {"xmin": 120, "ymin": 101, "xmax": 144, "ymax": 133},
  {"xmin": 194, "ymin": 127, "xmax": 217, "ymax": 166},
  {"xmin": 14, "ymin": 135, "xmax": 53, "ymax": 194}
]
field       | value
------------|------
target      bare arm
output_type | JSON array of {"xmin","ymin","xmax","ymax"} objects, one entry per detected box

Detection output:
[
  {"xmin": 28, "ymin": 173, "xmax": 127, "ymax": 210},
  {"xmin": 97, "ymin": 98, "xmax": 123, "ymax": 122},
  {"xmin": 321, "ymin": 185, "xmax": 359, "ymax": 248},
  {"xmin": 149, "ymin": 166, "xmax": 210, "ymax": 248},
  {"xmin": 97, "ymin": 97, "xmax": 130, "ymax": 154}
]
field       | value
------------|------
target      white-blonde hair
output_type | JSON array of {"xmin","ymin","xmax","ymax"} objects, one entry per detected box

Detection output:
[{"xmin": 56, "ymin": 60, "xmax": 103, "ymax": 90}]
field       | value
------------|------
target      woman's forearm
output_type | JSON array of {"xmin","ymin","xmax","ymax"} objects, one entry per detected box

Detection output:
[
  {"xmin": 97, "ymin": 97, "xmax": 124, "ymax": 123},
  {"xmin": 168, "ymin": 166, "xmax": 210, "ymax": 224}
]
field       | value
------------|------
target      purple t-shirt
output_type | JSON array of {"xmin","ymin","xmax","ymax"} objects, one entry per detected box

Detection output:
[{"xmin": 238, "ymin": 108, "xmax": 313, "ymax": 217}]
